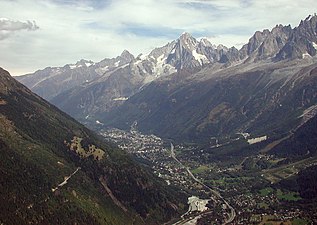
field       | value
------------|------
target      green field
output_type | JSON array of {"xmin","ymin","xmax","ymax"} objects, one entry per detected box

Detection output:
[
  {"xmin": 191, "ymin": 165, "xmax": 211, "ymax": 174},
  {"xmin": 259, "ymin": 187, "xmax": 274, "ymax": 196},
  {"xmin": 277, "ymin": 189, "xmax": 301, "ymax": 201},
  {"xmin": 291, "ymin": 218, "xmax": 309, "ymax": 225}
]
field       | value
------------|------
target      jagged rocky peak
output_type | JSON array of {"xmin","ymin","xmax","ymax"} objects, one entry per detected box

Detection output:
[
  {"xmin": 219, "ymin": 46, "xmax": 240, "ymax": 63},
  {"xmin": 178, "ymin": 32, "xmax": 198, "ymax": 50},
  {"xmin": 239, "ymin": 23, "xmax": 294, "ymax": 61},
  {"xmin": 64, "ymin": 59, "xmax": 94, "ymax": 70},
  {"xmin": 275, "ymin": 14, "xmax": 317, "ymax": 60},
  {"xmin": 216, "ymin": 44, "xmax": 228, "ymax": 51},
  {"xmin": 120, "ymin": 49, "xmax": 135, "ymax": 61},
  {"xmin": 306, "ymin": 13, "xmax": 317, "ymax": 20},
  {"xmin": 296, "ymin": 14, "xmax": 317, "ymax": 40},
  {"xmin": 166, "ymin": 32, "xmax": 240, "ymax": 67},
  {"xmin": 76, "ymin": 59, "xmax": 94, "ymax": 67},
  {"xmin": 271, "ymin": 24, "xmax": 292, "ymax": 35},
  {"xmin": 95, "ymin": 50, "xmax": 135, "ymax": 74},
  {"xmin": 300, "ymin": 13, "xmax": 317, "ymax": 25},
  {"xmin": 244, "ymin": 29, "xmax": 271, "ymax": 55},
  {"xmin": 179, "ymin": 31, "xmax": 195, "ymax": 40},
  {"xmin": 239, "ymin": 14, "xmax": 317, "ymax": 62},
  {"xmin": 146, "ymin": 40, "xmax": 176, "ymax": 61},
  {"xmin": 199, "ymin": 37, "xmax": 213, "ymax": 47}
]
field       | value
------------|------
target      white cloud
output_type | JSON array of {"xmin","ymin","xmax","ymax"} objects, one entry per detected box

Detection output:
[
  {"xmin": 0, "ymin": 18, "xmax": 38, "ymax": 31},
  {"xmin": 0, "ymin": 18, "xmax": 39, "ymax": 40},
  {"xmin": 0, "ymin": 0, "xmax": 316, "ymax": 75}
]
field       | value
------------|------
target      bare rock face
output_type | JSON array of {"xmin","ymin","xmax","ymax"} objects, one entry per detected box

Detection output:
[
  {"xmin": 276, "ymin": 15, "xmax": 317, "ymax": 60},
  {"xmin": 238, "ymin": 15, "xmax": 317, "ymax": 62},
  {"xmin": 239, "ymin": 25, "xmax": 293, "ymax": 61}
]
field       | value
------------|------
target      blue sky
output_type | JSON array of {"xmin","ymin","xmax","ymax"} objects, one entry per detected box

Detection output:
[{"xmin": 0, "ymin": 0, "xmax": 316, "ymax": 75}]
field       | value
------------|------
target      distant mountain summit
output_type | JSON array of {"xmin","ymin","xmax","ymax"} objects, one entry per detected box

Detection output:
[
  {"xmin": 276, "ymin": 14, "xmax": 317, "ymax": 60},
  {"xmin": 98, "ymin": 15, "xmax": 317, "ymax": 143},
  {"xmin": 239, "ymin": 24, "xmax": 293, "ymax": 61},
  {"xmin": 18, "ymin": 14, "xmax": 317, "ymax": 88},
  {"xmin": 17, "ymin": 14, "xmax": 317, "ymax": 143},
  {"xmin": 164, "ymin": 32, "xmax": 235, "ymax": 69},
  {"xmin": 16, "ymin": 50, "xmax": 135, "ymax": 100},
  {"xmin": 19, "ymin": 32, "xmax": 238, "ymax": 120},
  {"xmin": 16, "ymin": 31, "xmax": 236, "ymax": 102}
]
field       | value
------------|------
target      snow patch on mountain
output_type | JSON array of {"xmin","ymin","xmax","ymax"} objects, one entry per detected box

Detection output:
[
  {"xmin": 192, "ymin": 50, "xmax": 209, "ymax": 65},
  {"xmin": 157, "ymin": 54, "xmax": 166, "ymax": 65},
  {"xmin": 85, "ymin": 62, "xmax": 94, "ymax": 67},
  {"xmin": 114, "ymin": 61, "xmax": 120, "ymax": 67},
  {"xmin": 150, "ymin": 53, "xmax": 177, "ymax": 77},
  {"xmin": 139, "ymin": 53, "xmax": 148, "ymax": 60},
  {"xmin": 302, "ymin": 52, "xmax": 311, "ymax": 58},
  {"xmin": 113, "ymin": 97, "xmax": 129, "ymax": 101},
  {"xmin": 95, "ymin": 66, "xmax": 109, "ymax": 74},
  {"xmin": 69, "ymin": 64, "xmax": 83, "ymax": 69},
  {"xmin": 170, "ymin": 47, "xmax": 176, "ymax": 54},
  {"xmin": 153, "ymin": 54, "xmax": 167, "ymax": 75},
  {"xmin": 133, "ymin": 58, "xmax": 143, "ymax": 65}
]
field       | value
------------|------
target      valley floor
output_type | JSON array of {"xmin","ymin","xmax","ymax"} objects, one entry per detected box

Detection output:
[{"xmin": 101, "ymin": 128, "xmax": 317, "ymax": 225}]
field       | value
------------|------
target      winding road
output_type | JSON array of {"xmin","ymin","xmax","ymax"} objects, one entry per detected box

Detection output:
[{"xmin": 170, "ymin": 143, "xmax": 236, "ymax": 225}]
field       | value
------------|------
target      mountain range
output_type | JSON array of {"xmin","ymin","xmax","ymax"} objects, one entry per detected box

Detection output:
[
  {"xmin": 0, "ymin": 67, "xmax": 186, "ymax": 224},
  {"xmin": 17, "ymin": 15, "xmax": 317, "ymax": 145},
  {"xmin": 5, "ymin": 14, "xmax": 317, "ymax": 224}
]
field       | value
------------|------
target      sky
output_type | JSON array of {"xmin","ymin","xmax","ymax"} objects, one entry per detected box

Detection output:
[{"xmin": 0, "ymin": 0, "xmax": 316, "ymax": 76}]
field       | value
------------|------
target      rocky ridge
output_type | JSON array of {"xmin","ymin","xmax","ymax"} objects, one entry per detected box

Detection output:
[{"xmin": 16, "ymin": 15, "xmax": 317, "ymax": 143}]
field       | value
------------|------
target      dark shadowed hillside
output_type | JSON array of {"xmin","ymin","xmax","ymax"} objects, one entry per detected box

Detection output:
[{"xmin": 0, "ymin": 68, "xmax": 186, "ymax": 225}]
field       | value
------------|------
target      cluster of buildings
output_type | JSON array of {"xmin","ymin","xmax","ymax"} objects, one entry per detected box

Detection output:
[
  {"xmin": 102, "ymin": 128, "xmax": 164, "ymax": 154},
  {"xmin": 101, "ymin": 127, "xmax": 315, "ymax": 224}
]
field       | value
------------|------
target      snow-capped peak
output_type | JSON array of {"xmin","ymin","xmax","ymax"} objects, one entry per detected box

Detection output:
[
  {"xmin": 180, "ymin": 32, "xmax": 192, "ymax": 37},
  {"xmin": 179, "ymin": 32, "xmax": 198, "ymax": 50},
  {"xmin": 66, "ymin": 59, "xmax": 95, "ymax": 70}
]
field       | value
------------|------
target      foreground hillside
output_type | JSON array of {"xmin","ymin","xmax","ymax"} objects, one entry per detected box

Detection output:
[{"xmin": 0, "ymin": 68, "xmax": 186, "ymax": 224}]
